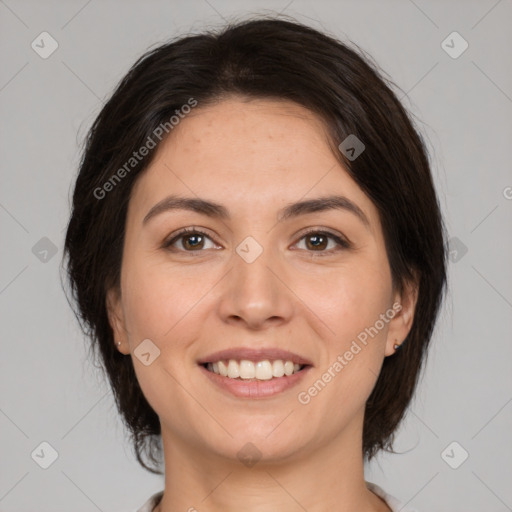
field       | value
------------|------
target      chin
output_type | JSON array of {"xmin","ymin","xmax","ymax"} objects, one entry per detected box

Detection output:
[{"xmin": 209, "ymin": 421, "xmax": 309, "ymax": 465}]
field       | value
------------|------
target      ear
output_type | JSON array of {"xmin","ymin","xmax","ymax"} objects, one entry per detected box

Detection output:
[
  {"xmin": 106, "ymin": 286, "xmax": 130, "ymax": 355},
  {"xmin": 384, "ymin": 274, "xmax": 419, "ymax": 357}
]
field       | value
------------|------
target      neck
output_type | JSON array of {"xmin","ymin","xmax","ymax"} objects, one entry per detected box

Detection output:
[{"xmin": 154, "ymin": 411, "xmax": 391, "ymax": 512}]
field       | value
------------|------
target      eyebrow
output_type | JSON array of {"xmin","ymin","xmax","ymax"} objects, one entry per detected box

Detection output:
[{"xmin": 142, "ymin": 194, "xmax": 370, "ymax": 228}]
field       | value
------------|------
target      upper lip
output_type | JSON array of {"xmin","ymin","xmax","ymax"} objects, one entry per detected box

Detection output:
[{"xmin": 197, "ymin": 347, "xmax": 313, "ymax": 366}]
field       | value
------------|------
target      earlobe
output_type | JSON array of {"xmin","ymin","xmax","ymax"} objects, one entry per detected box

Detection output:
[
  {"xmin": 106, "ymin": 287, "xmax": 128, "ymax": 353},
  {"xmin": 385, "ymin": 276, "xmax": 419, "ymax": 357}
]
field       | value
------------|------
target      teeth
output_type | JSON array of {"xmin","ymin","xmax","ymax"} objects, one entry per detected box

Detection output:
[
  {"xmin": 272, "ymin": 360, "xmax": 285, "ymax": 377},
  {"xmin": 218, "ymin": 360, "xmax": 228, "ymax": 377},
  {"xmin": 239, "ymin": 360, "xmax": 255, "ymax": 379},
  {"xmin": 255, "ymin": 360, "xmax": 273, "ymax": 380},
  {"xmin": 206, "ymin": 359, "xmax": 304, "ymax": 380},
  {"xmin": 227, "ymin": 360, "xmax": 240, "ymax": 378}
]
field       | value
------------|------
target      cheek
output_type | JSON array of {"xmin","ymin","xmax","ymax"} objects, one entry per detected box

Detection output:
[
  {"xmin": 120, "ymin": 253, "xmax": 211, "ymax": 344},
  {"xmin": 296, "ymin": 266, "xmax": 392, "ymax": 427},
  {"xmin": 119, "ymin": 258, "xmax": 210, "ymax": 429},
  {"xmin": 298, "ymin": 257, "xmax": 392, "ymax": 346}
]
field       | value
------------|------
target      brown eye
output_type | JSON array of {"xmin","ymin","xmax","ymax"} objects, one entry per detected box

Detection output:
[
  {"xmin": 181, "ymin": 233, "xmax": 205, "ymax": 250},
  {"xmin": 295, "ymin": 230, "xmax": 351, "ymax": 254},
  {"xmin": 305, "ymin": 233, "xmax": 329, "ymax": 251},
  {"xmin": 163, "ymin": 229, "xmax": 218, "ymax": 252}
]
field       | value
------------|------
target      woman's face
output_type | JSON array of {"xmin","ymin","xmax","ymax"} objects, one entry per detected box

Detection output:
[{"xmin": 107, "ymin": 97, "xmax": 416, "ymax": 464}]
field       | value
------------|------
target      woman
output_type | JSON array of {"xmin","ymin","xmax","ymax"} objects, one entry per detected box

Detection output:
[{"xmin": 63, "ymin": 16, "xmax": 447, "ymax": 512}]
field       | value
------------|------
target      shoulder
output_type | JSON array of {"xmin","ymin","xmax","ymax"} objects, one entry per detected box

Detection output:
[
  {"xmin": 136, "ymin": 490, "xmax": 164, "ymax": 512},
  {"xmin": 366, "ymin": 481, "xmax": 423, "ymax": 512}
]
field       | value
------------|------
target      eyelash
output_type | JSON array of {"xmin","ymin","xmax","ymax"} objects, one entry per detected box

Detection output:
[{"xmin": 162, "ymin": 227, "xmax": 351, "ymax": 256}]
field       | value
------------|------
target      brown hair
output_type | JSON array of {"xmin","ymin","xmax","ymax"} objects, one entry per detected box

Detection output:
[{"xmin": 62, "ymin": 15, "xmax": 448, "ymax": 474}]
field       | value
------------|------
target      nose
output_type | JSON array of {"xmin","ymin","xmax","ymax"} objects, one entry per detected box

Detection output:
[{"xmin": 217, "ymin": 241, "xmax": 294, "ymax": 330}]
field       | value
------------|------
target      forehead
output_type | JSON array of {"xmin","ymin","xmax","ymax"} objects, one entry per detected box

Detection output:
[
  {"xmin": 161, "ymin": 97, "xmax": 333, "ymax": 168},
  {"xmin": 182, "ymin": 96, "xmax": 328, "ymax": 137},
  {"xmin": 128, "ymin": 97, "xmax": 378, "ymax": 230}
]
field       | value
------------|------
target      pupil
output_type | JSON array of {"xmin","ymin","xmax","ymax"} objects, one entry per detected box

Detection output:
[
  {"xmin": 308, "ymin": 234, "xmax": 326, "ymax": 250},
  {"xmin": 186, "ymin": 235, "xmax": 203, "ymax": 249}
]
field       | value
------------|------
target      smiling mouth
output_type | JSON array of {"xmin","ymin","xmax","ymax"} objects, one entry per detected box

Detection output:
[{"xmin": 202, "ymin": 359, "xmax": 309, "ymax": 381}]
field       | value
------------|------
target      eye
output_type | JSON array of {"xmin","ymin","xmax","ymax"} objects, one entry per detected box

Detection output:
[
  {"xmin": 162, "ymin": 227, "xmax": 351, "ymax": 255},
  {"xmin": 294, "ymin": 229, "xmax": 351, "ymax": 255},
  {"xmin": 163, "ymin": 227, "xmax": 219, "ymax": 252}
]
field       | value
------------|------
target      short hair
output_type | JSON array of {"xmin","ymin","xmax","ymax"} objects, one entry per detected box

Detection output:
[{"xmin": 62, "ymin": 15, "xmax": 448, "ymax": 474}]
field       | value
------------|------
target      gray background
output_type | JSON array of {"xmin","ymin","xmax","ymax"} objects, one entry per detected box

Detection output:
[{"xmin": 1, "ymin": 0, "xmax": 511, "ymax": 511}]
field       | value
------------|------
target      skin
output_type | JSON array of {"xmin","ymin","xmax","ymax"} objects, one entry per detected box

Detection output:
[{"xmin": 107, "ymin": 97, "xmax": 418, "ymax": 512}]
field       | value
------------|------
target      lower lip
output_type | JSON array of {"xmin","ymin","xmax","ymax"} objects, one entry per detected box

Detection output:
[{"xmin": 199, "ymin": 364, "xmax": 312, "ymax": 398}]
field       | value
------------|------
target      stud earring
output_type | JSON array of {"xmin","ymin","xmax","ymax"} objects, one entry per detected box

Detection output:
[
  {"xmin": 116, "ymin": 341, "xmax": 121, "ymax": 347},
  {"xmin": 393, "ymin": 339, "xmax": 401, "ymax": 351}
]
